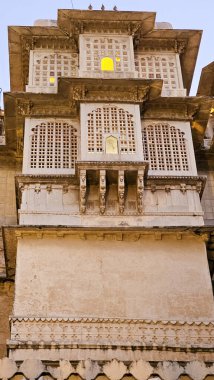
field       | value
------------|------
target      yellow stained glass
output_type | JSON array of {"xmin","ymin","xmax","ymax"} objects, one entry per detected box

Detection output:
[
  {"xmin": 101, "ymin": 57, "xmax": 114, "ymax": 71},
  {"xmin": 116, "ymin": 57, "xmax": 121, "ymax": 62}
]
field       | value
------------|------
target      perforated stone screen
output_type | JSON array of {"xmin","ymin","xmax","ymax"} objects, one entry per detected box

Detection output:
[
  {"xmin": 135, "ymin": 53, "xmax": 181, "ymax": 90},
  {"xmin": 27, "ymin": 51, "xmax": 78, "ymax": 91},
  {"xmin": 87, "ymin": 106, "xmax": 136, "ymax": 154},
  {"xmin": 80, "ymin": 35, "xmax": 135, "ymax": 77},
  {"xmin": 23, "ymin": 119, "xmax": 78, "ymax": 174},
  {"xmin": 142, "ymin": 123, "xmax": 189, "ymax": 172}
]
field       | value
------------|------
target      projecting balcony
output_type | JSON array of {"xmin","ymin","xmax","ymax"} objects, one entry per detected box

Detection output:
[{"xmin": 16, "ymin": 162, "xmax": 205, "ymax": 227}]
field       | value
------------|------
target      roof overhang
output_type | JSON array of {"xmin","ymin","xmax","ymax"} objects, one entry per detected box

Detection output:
[
  {"xmin": 58, "ymin": 9, "xmax": 156, "ymax": 36},
  {"xmin": 197, "ymin": 61, "xmax": 214, "ymax": 96},
  {"xmin": 137, "ymin": 29, "xmax": 202, "ymax": 95}
]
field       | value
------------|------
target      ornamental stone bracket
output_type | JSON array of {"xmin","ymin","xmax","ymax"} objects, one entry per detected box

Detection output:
[
  {"xmin": 76, "ymin": 162, "xmax": 148, "ymax": 215},
  {"xmin": 0, "ymin": 357, "xmax": 214, "ymax": 380},
  {"xmin": 100, "ymin": 170, "xmax": 106, "ymax": 215},
  {"xmin": 118, "ymin": 170, "xmax": 125, "ymax": 214}
]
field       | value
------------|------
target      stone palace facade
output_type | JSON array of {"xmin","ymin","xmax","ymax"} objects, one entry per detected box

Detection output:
[{"xmin": 0, "ymin": 7, "xmax": 214, "ymax": 380}]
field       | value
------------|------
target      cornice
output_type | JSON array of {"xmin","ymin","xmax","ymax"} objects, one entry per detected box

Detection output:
[{"xmin": 2, "ymin": 224, "xmax": 214, "ymax": 279}]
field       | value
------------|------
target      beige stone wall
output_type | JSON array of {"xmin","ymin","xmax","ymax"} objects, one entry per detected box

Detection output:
[
  {"xmin": 200, "ymin": 171, "xmax": 214, "ymax": 224},
  {"xmin": 0, "ymin": 281, "xmax": 14, "ymax": 358},
  {"xmin": 0, "ymin": 163, "xmax": 20, "ymax": 358},
  {"xmin": 13, "ymin": 234, "xmax": 214, "ymax": 321}
]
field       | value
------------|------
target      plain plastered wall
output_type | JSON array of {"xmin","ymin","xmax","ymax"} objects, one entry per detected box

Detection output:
[{"xmin": 13, "ymin": 234, "xmax": 214, "ymax": 321}]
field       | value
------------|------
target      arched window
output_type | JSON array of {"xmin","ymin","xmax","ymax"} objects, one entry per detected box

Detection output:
[
  {"xmin": 101, "ymin": 57, "xmax": 114, "ymax": 71},
  {"xmin": 30, "ymin": 121, "xmax": 77, "ymax": 170},
  {"xmin": 142, "ymin": 123, "xmax": 189, "ymax": 172},
  {"xmin": 87, "ymin": 106, "xmax": 136, "ymax": 154}
]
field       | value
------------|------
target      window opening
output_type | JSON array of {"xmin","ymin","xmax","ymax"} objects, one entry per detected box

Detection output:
[{"xmin": 87, "ymin": 106, "xmax": 136, "ymax": 154}]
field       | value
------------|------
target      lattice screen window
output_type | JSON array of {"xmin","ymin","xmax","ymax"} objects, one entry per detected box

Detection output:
[
  {"xmin": 82, "ymin": 36, "xmax": 132, "ymax": 73},
  {"xmin": 142, "ymin": 123, "xmax": 189, "ymax": 171},
  {"xmin": 30, "ymin": 121, "xmax": 77, "ymax": 170},
  {"xmin": 30, "ymin": 51, "xmax": 78, "ymax": 88},
  {"xmin": 135, "ymin": 54, "xmax": 180, "ymax": 89},
  {"xmin": 87, "ymin": 106, "xmax": 136, "ymax": 154}
]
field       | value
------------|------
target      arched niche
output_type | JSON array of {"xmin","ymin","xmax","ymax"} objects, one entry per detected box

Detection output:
[{"xmin": 105, "ymin": 135, "xmax": 118, "ymax": 154}]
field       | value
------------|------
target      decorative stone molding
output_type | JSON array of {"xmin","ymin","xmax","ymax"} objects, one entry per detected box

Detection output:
[
  {"xmin": 0, "ymin": 358, "xmax": 213, "ymax": 380},
  {"xmin": 47, "ymin": 360, "xmax": 75, "ymax": 380},
  {"xmin": 19, "ymin": 360, "xmax": 45, "ymax": 380},
  {"xmin": 0, "ymin": 358, "xmax": 17, "ymax": 380},
  {"xmin": 129, "ymin": 360, "xmax": 153, "ymax": 380},
  {"xmin": 9, "ymin": 317, "xmax": 214, "ymax": 350},
  {"xmin": 17, "ymin": 100, "xmax": 34, "ymax": 116},
  {"xmin": 156, "ymin": 361, "xmax": 183, "ymax": 380},
  {"xmin": 103, "ymin": 360, "xmax": 127, "ymax": 380}
]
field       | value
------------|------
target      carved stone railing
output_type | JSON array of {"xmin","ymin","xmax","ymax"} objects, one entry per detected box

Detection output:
[
  {"xmin": 0, "ymin": 357, "xmax": 214, "ymax": 380},
  {"xmin": 9, "ymin": 317, "xmax": 214, "ymax": 350}
]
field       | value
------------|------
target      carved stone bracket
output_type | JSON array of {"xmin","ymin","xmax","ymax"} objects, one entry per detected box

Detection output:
[
  {"xmin": 174, "ymin": 39, "xmax": 186, "ymax": 54},
  {"xmin": 17, "ymin": 100, "xmax": 34, "ymax": 116},
  {"xmin": 180, "ymin": 183, "xmax": 186, "ymax": 194},
  {"xmin": 118, "ymin": 170, "xmax": 125, "ymax": 214},
  {"xmin": 137, "ymin": 169, "xmax": 145, "ymax": 214},
  {"xmin": 99, "ymin": 170, "xmax": 106, "ymax": 215},
  {"xmin": 80, "ymin": 170, "xmax": 87, "ymax": 214}
]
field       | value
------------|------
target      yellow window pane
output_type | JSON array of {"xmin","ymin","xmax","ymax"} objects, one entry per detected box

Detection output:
[
  {"xmin": 49, "ymin": 77, "xmax": 55, "ymax": 84},
  {"xmin": 101, "ymin": 57, "xmax": 114, "ymax": 71}
]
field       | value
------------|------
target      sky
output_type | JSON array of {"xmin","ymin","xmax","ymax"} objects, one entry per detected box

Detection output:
[{"xmin": 0, "ymin": 0, "xmax": 214, "ymax": 108}]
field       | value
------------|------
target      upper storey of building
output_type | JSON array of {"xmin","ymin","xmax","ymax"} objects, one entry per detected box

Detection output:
[{"xmin": 8, "ymin": 9, "xmax": 202, "ymax": 97}]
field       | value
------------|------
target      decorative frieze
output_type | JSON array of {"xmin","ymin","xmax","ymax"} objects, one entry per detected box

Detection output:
[{"xmin": 9, "ymin": 317, "xmax": 214, "ymax": 350}]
